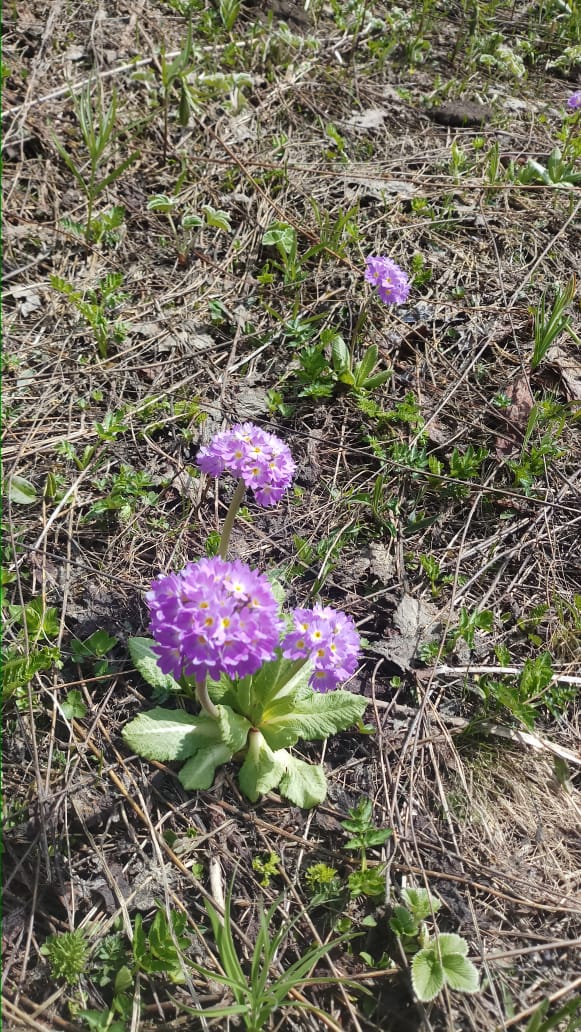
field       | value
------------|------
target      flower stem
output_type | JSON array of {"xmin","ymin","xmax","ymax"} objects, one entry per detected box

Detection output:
[
  {"xmin": 219, "ymin": 478, "xmax": 247, "ymax": 559},
  {"xmin": 196, "ymin": 679, "xmax": 220, "ymax": 720}
]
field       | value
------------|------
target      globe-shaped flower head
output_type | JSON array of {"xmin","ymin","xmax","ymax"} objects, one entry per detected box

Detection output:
[
  {"xmin": 568, "ymin": 91, "xmax": 581, "ymax": 111},
  {"xmin": 282, "ymin": 605, "xmax": 361, "ymax": 692},
  {"xmin": 147, "ymin": 557, "xmax": 283, "ymax": 683},
  {"xmin": 197, "ymin": 423, "xmax": 295, "ymax": 506},
  {"xmin": 365, "ymin": 256, "xmax": 410, "ymax": 305}
]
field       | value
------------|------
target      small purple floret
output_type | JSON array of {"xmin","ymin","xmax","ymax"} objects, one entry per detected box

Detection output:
[
  {"xmin": 197, "ymin": 423, "xmax": 295, "ymax": 506},
  {"xmin": 567, "ymin": 91, "xmax": 581, "ymax": 111},
  {"xmin": 147, "ymin": 557, "xmax": 282, "ymax": 683},
  {"xmin": 282, "ymin": 605, "xmax": 360, "ymax": 692},
  {"xmin": 365, "ymin": 255, "xmax": 410, "ymax": 305}
]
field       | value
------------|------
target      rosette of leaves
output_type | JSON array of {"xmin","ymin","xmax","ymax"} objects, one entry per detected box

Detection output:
[{"xmin": 123, "ymin": 639, "xmax": 367, "ymax": 809}]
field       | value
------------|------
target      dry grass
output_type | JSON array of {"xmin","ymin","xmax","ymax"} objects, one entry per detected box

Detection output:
[{"xmin": 2, "ymin": 0, "xmax": 581, "ymax": 1029}]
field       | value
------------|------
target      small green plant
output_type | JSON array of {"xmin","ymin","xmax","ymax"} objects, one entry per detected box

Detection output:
[
  {"xmin": 133, "ymin": 908, "xmax": 190, "ymax": 984},
  {"xmin": 70, "ymin": 629, "xmax": 118, "ymax": 675},
  {"xmin": 41, "ymin": 928, "xmax": 90, "ymax": 985},
  {"xmin": 342, "ymin": 798, "xmax": 391, "ymax": 899},
  {"xmin": 390, "ymin": 887, "xmax": 479, "ymax": 1002},
  {"xmin": 517, "ymin": 150, "xmax": 581, "ymax": 187},
  {"xmin": 147, "ymin": 193, "xmax": 231, "ymax": 258},
  {"xmin": 252, "ymin": 851, "xmax": 281, "ymax": 887},
  {"xmin": 304, "ymin": 863, "xmax": 342, "ymax": 904},
  {"xmin": 330, "ymin": 337, "xmax": 391, "ymax": 395},
  {"xmin": 261, "ymin": 223, "xmax": 303, "ymax": 284},
  {"xmin": 530, "ymin": 277, "xmax": 577, "ymax": 370},
  {"xmin": 85, "ymin": 466, "xmax": 163, "ymax": 523},
  {"xmin": 183, "ymin": 880, "xmax": 357, "ymax": 1030},
  {"xmin": 219, "ymin": 0, "xmax": 241, "ymax": 30},
  {"xmin": 2, "ymin": 595, "xmax": 61, "ymax": 704},
  {"xmin": 52, "ymin": 83, "xmax": 138, "ymax": 241},
  {"xmin": 50, "ymin": 273, "xmax": 128, "ymax": 360}
]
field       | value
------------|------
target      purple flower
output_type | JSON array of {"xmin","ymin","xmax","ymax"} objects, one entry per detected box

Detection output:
[
  {"xmin": 147, "ymin": 557, "xmax": 282, "ymax": 683},
  {"xmin": 365, "ymin": 255, "xmax": 410, "ymax": 305},
  {"xmin": 197, "ymin": 423, "xmax": 295, "ymax": 506},
  {"xmin": 567, "ymin": 91, "xmax": 581, "ymax": 111},
  {"xmin": 282, "ymin": 605, "xmax": 360, "ymax": 692}
]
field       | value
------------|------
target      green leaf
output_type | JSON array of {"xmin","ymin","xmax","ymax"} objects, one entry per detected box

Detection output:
[
  {"xmin": 279, "ymin": 753, "xmax": 327, "ymax": 808},
  {"xmin": 354, "ymin": 344, "xmax": 379, "ymax": 386},
  {"xmin": 61, "ymin": 689, "xmax": 87, "ymax": 719},
  {"xmin": 122, "ymin": 706, "xmax": 221, "ymax": 762},
  {"xmin": 238, "ymin": 730, "xmax": 287, "ymax": 802},
  {"xmin": 181, "ymin": 213, "xmax": 204, "ymax": 230},
  {"xmin": 179, "ymin": 742, "xmax": 233, "ymax": 790},
  {"xmin": 128, "ymin": 637, "xmax": 181, "ymax": 694},
  {"xmin": 411, "ymin": 947, "xmax": 445, "ymax": 1002},
  {"xmin": 441, "ymin": 951, "xmax": 480, "ymax": 994},
  {"xmin": 6, "ymin": 475, "xmax": 37, "ymax": 505},
  {"xmin": 261, "ymin": 688, "xmax": 367, "ymax": 750},
  {"xmin": 331, "ymin": 334, "xmax": 350, "ymax": 375},
  {"xmin": 401, "ymin": 887, "xmax": 441, "ymax": 921},
  {"xmin": 202, "ymin": 205, "xmax": 231, "ymax": 231},
  {"xmin": 217, "ymin": 706, "xmax": 251, "ymax": 752},
  {"xmin": 437, "ymin": 933, "xmax": 469, "ymax": 958},
  {"xmin": 389, "ymin": 906, "xmax": 418, "ymax": 937}
]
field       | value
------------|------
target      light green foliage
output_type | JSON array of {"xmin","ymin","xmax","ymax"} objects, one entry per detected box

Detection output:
[
  {"xmin": 219, "ymin": 0, "xmax": 240, "ymax": 31},
  {"xmin": 70, "ymin": 629, "xmax": 118, "ymax": 676},
  {"xmin": 124, "ymin": 646, "xmax": 367, "ymax": 807},
  {"xmin": 5, "ymin": 475, "xmax": 37, "ymax": 505},
  {"xmin": 531, "ymin": 278, "xmax": 577, "ymax": 369},
  {"xmin": 261, "ymin": 223, "xmax": 303, "ymax": 284},
  {"xmin": 341, "ymin": 798, "xmax": 391, "ymax": 898},
  {"xmin": 2, "ymin": 596, "xmax": 61, "ymax": 703},
  {"xmin": 517, "ymin": 149, "xmax": 581, "ymax": 187},
  {"xmin": 184, "ymin": 880, "xmax": 356, "ymax": 1031},
  {"xmin": 133, "ymin": 908, "xmax": 190, "ymax": 984},
  {"xmin": 86, "ymin": 466, "xmax": 163, "ymax": 523},
  {"xmin": 51, "ymin": 83, "xmax": 138, "ymax": 240},
  {"xmin": 50, "ymin": 273, "xmax": 128, "ymax": 360},
  {"xmin": 252, "ymin": 851, "xmax": 281, "ymax": 887},
  {"xmin": 41, "ymin": 928, "xmax": 90, "ymax": 985},
  {"xmin": 412, "ymin": 933, "xmax": 480, "ymax": 1001},
  {"xmin": 389, "ymin": 887, "xmax": 478, "ymax": 1001},
  {"xmin": 304, "ymin": 863, "xmax": 342, "ymax": 903}
]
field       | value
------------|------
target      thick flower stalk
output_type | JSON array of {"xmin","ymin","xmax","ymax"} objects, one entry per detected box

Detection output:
[
  {"xmin": 197, "ymin": 422, "xmax": 295, "ymax": 506},
  {"xmin": 282, "ymin": 605, "xmax": 360, "ymax": 692},
  {"xmin": 365, "ymin": 255, "xmax": 410, "ymax": 305},
  {"xmin": 147, "ymin": 557, "xmax": 283, "ymax": 687}
]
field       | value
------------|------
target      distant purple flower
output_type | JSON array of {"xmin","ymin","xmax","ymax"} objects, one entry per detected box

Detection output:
[
  {"xmin": 147, "ymin": 557, "xmax": 282, "ymax": 683},
  {"xmin": 197, "ymin": 423, "xmax": 295, "ymax": 506},
  {"xmin": 365, "ymin": 255, "xmax": 410, "ymax": 305},
  {"xmin": 282, "ymin": 605, "xmax": 360, "ymax": 692},
  {"xmin": 568, "ymin": 91, "xmax": 581, "ymax": 110}
]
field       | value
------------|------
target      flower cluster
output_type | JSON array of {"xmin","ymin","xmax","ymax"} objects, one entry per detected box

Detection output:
[
  {"xmin": 282, "ymin": 605, "xmax": 360, "ymax": 692},
  {"xmin": 568, "ymin": 91, "xmax": 581, "ymax": 111},
  {"xmin": 365, "ymin": 255, "xmax": 410, "ymax": 305},
  {"xmin": 147, "ymin": 557, "xmax": 282, "ymax": 683},
  {"xmin": 197, "ymin": 422, "xmax": 295, "ymax": 506}
]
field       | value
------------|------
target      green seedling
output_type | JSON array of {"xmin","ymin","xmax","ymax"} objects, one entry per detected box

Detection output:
[
  {"xmin": 252, "ymin": 851, "xmax": 281, "ymax": 887},
  {"xmin": 50, "ymin": 273, "xmax": 128, "ymax": 360},
  {"xmin": 41, "ymin": 928, "xmax": 90, "ymax": 985},
  {"xmin": 219, "ymin": 0, "xmax": 241, "ymax": 30},
  {"xmin": 2, "ymin": 596, "xmax": 61, "ymax": 704},
  {"xmin": 531, "ymin": 277, "xmax": 577, "ymax": 370},
  {"xmin": 70, "ymin": 629, "xmax": 118, "ymax": 676},
  {"xmin": 52, "ymin": 84, "xmax": 138, "ymax": 241},
  {"xmin": 518, "ymin": 149, "xmax": 581, "ymax": 188},
  {"xmin": 330, "ymin": 336, "xmax": 391, "ymax": 395},
  {"xmin": 184, "ymin": 879, "xmax": 358, "ymax": 1031},
  {"xmin": 262, "ymin": 222, "xmax": 303, "ymax": 284},
  {"xmin": 342, "ymin": 798, "xmax": 391, "ymax": 899},
  {"xmin": 390, "ymin": 887, "xmax": 479, "ymax": 1002}
]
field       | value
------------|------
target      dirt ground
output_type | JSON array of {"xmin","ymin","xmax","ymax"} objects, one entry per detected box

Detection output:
[{"xmin": 2, "ymin": 1, "xmax": 581, "ymax": 1029}]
